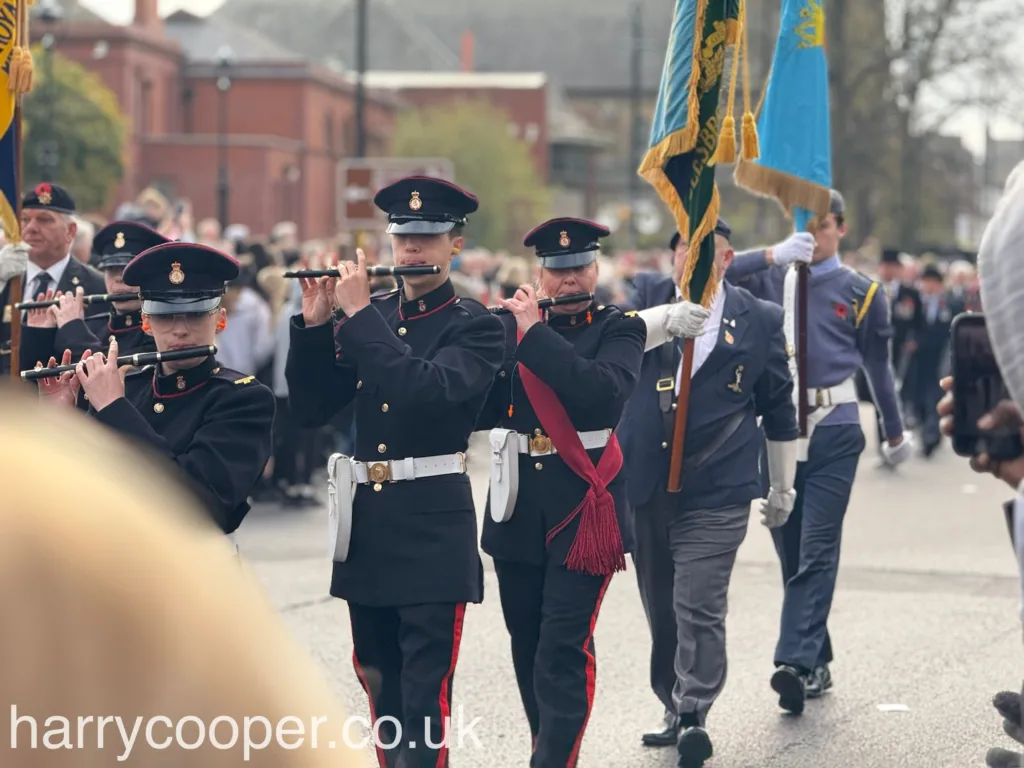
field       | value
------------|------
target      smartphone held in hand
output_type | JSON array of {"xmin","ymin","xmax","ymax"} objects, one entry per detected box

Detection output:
[{"xmin": 950, "ymin": 312, "xmax": 1024, "ymax": 461}]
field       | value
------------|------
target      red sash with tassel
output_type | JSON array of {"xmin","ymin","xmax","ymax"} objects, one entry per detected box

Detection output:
[{"xmin": 515, "ymin": 326, "xmax": 626, "ymax": 577}]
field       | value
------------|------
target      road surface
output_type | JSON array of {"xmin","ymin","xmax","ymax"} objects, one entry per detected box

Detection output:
[{"xmin": 236, "ymin": 408, "xmax": 1023, "ymax": 767}]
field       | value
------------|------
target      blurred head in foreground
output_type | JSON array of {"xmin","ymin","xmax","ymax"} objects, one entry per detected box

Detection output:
[{"xmin": 0, "ymin": 388, "xmax": 365, "ymax": 768}]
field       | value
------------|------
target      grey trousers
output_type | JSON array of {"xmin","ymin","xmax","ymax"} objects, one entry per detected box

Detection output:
[{"xmin": 633, "ymin": 492, "xmax": 749, "ymax": 726}]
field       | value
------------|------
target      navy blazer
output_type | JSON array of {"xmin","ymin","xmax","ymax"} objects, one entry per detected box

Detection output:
[{"xmin": 618, "ymin": 272, "xmax": 798, "ymax": 511}]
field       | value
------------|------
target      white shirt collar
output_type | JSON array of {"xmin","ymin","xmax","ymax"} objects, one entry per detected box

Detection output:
[{"xmin": 24, "ymin": 253, "xmax": 72, "ymax": 296}]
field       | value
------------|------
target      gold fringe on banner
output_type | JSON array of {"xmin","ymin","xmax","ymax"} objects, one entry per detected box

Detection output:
[
  {"xmin": 677, "ymin": 185, "xmax": 721, "ymax": 307},
  {"xmin": 636, "ymin": 0, "xmax": 710, "ymax": 243},
  {"xmin": 734, "ymin": 160, "xmax": 831, "ymax": 221}
]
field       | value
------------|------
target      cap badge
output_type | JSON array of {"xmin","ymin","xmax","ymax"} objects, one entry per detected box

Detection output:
[
  {"xmin": 168, "ymin": 261, "xmax": 186, "ymax": 285},
  {"xmin": 114, "ymin": 232, "xmax": 125, "ymax": 249},
  {"xmin": 559, "ymin": 231, "xmax": 571, "ymax": 248},
  {"xmin": 409, "ymin": 191, "xmax": 422, "ymax": 211},
  {"xmin": 71, "ymin": 276, "xmax": 80, "ymax": 286},
  {"xmin": 176, "ymin": 375, "xmax": 186, "ymax": 391},
  {"xmin": 35, "ymin": 183, "xmax": 52, "ymax": 206}
]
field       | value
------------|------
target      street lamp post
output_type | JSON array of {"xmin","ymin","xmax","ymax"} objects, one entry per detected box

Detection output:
[
  {"xmin": 215, "ymin": 46, "xmax": 234, "ymax": 231},
  {"xmin": 34, "ymin": 0, "xmax": 64, "ymax": 182}
]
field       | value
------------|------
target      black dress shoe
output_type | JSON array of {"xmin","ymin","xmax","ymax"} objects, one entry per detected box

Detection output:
[
  {"xmin": 641, "ymin": 722, "xmax": 679, "ymax": 748},
  {"xmin": 771, "ymin": 665, "xmax": 807, "ymax": 715},
  {"xmin": 805, "ymin": 664, "xmax": 833, "ymax": 699},
  {"xmin": 676, "ymin": 726, "xmax": 713, "ymax": 768}
]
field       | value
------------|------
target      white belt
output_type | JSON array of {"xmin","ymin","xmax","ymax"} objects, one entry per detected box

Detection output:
[
  {"xmin": 804, "ymin": 378, "xmax": 859, "ymax": 409},
  {"xmin": 351, "ymin": 452, "xmax": 467, "ymax": 484},
  {"xmin": 516, "ymin": 429, "xmax": 611, "ymax": 457}
]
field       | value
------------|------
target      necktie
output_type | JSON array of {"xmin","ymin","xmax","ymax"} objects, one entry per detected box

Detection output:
[{"xmin": 32, "ymin": 272, "xmax": 52, "ymax": 300}]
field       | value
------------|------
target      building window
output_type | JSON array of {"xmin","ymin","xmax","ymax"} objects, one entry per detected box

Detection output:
[
  {"xmin": 524, "ymin": 123, "xmax": 540, "ymax": 144},
  {"xmin": 324, "ymin": 112, "xmax": 334, "ymax": 154}
]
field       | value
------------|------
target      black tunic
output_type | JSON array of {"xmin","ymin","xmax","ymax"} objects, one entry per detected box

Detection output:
[
  {"xmin": 478, "ymin": 302, "xmax": 646, "ymax": 566},
  {"xmin": 285, "ymin": 279, "xmax": 506, "ymax": 607},
  {"xmin": 90, "ymin": 355, "xmax": 276, "ymax": 534}
]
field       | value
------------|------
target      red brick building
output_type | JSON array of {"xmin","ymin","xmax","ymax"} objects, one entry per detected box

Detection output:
[{"xmin": 36, "ymin": 0, "xmax": 394, "ymax": 238}]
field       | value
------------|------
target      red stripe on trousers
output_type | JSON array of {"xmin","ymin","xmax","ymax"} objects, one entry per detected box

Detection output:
[
  {"xmin": 566, "ymin": 574, "xmax": 613, "ymax": 768},
  {"xmin": 349, "ymin": 615, "xmax": 388, "ymax": 768},
  {"xmin": 436, "ymin": 603, "xmax": 467, "ymax": 768}
]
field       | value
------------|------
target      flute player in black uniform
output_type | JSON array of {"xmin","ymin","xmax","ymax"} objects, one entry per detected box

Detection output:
[
  {"xmin": 477, "ymin": 218, "xmax": 646, "ymax": 767},
  {"xmin": 21, "ymin": 221, "xmax": 166, "ymax": 375},
  {"xmin": 285, "ymin": 177, "xmax": 505, "ymax": 768},
  {"xmin": 36, "ymin": 243, "xmax": 276, "ymax": 538}
]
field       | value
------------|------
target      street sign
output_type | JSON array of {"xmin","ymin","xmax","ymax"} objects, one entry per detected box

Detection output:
[{"xmin": 337, "ymin": 158, "xmax": 455, "ymax": 232}]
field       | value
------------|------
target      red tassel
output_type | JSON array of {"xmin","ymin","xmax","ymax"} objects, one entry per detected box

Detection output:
[
  {"xmin": 564, "ymin": 489, "xmax": 626, "ymax": 576},
  {"xmin": 508, "ymin": 405, "xmax": 514, "ymax": 418}
]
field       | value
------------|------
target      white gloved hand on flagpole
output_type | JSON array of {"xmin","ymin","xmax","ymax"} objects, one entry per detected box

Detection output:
[
  {"xmin": 638, "ymin": 301, "xmax": 710, "ymax": 352},
  {"xmin": 771, "ymin": 232, "xmax": 815, "ymax": 267}
]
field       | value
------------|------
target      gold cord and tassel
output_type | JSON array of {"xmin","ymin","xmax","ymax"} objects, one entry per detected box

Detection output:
[
  {"xmin": 712, "ymin": 0, "xmax": 757, "ymax": 166},
  {"xmin": 8, "ymin": 0, "xmax": 37, "ymax": 96},
  {"xmin": 739, "ymin": 0, "xmax": 759, "ymax": 160}
]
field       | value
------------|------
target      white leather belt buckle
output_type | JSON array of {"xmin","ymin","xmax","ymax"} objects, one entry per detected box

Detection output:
[
  {"xmin": 516, "ymin": 429, "xmax": 611, "ymax": 457},
  {"xmin": 351, "ymin": 452, "xmax": 467, "ymax": 485}
]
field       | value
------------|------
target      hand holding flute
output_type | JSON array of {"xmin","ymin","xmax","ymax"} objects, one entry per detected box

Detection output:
[
  {"xmin": 490, "ymin": 291, "xmax": 594, "ymax": 315},
  {"xmin": 16, "ymin": 291, "xmax": 138, "ymax": 311},
  {"xmin": 25, "ymin": 343, "xmax": 217, "ymax": 381},
  {"xmin": 300, "ymin": 249, "xmax": 377, "ymax": 326}
]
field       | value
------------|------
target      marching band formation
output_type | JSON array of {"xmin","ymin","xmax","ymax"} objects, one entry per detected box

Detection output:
[{"xmin": 5, "ymin": 175, "xmax": 911, "ymax": 768}]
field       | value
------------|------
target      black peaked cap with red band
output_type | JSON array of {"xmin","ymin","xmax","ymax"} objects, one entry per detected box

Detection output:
[
  {"xmin": 374, "ymin": 176, "xmax": 479, "ymax": 235},
  {"xmin": 123, "ymin": 242, "xmax": 240, "ymax": 316},
  {"xmin": 524, "ymin": 218, "xmax": 610, "ymax": 269},
  {"xmin": 93, "ymin": 221, "xmax": 171, "ymax": 271}
]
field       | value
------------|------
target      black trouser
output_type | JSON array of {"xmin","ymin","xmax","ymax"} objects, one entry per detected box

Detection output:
[
  {"xmin": 349, "ymin": 602, "xmax": 466, "ymax": 768},
  {"xmin": 272, "ymin": 396, "xmax": 320, "ymax": 486},
  {"xmin": 494, "ymin": 558, "xmax": 612, "ymax": 768}
]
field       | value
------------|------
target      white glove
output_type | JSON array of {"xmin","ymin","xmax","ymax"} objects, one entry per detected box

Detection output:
[
  {"xmin": 638, "ymin": 301, "xmax": 709, "ymax": 352},
  {"xmin": 761, "ymin": 438, "xmax": 799, "ymax": 528},
  {"xmin": 880, "ymin": 431, "xmax": 914, "ymax": 467},
  {"xmin": 760, "ymin": 488, "xmax": 796, "ymax": 528},
  {"xmin": 771, "ymin": 232, "xmax": 815, "ymax": 267},
  {"xmin": 664, "ymin": 301, "xmax": 709, "ymax": 339},
  {"xmin": 0, "ymin": 242, "xmax": 29, "ymax": 292}
]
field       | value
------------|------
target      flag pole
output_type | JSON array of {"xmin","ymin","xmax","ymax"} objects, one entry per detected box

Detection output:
[
  {"xmin": 667, "ymin": 339, "xmax": 695, "ymax": 492},
  {"xmin": 797, "ymin": 263, "xmax": 808, "ymax": 434},
  {"xmin": 6, "ymin": 0, "xmax": 30, "ymax": 383}
]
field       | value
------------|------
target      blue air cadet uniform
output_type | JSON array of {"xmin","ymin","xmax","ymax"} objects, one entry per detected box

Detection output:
[
  {"xmin": 725, "ymin": 191, "xmax": 908, "ymax": 714},
  {"xmin": 286, "ymin": 177, "xmax": 505, "ymax": 768}
]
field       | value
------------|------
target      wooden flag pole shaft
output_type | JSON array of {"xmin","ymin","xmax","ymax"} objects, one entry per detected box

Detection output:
[
  {"xmin": 797, "ymin": 263, "xmax": 809, "ymax": 435},
  {"xmin": 666, "ymin": 337, "xmax": 696, "ymax": 493}
]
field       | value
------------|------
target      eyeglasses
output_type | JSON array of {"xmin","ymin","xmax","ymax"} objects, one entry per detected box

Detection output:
[{"xmin": 145, "ymin": 310, "xmax": 218, "ymax": 331}]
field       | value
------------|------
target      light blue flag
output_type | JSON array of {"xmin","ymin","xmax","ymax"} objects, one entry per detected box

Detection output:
[{"xmin": 735, "ymin": 0, "xmax": 831, "ymax": 229}]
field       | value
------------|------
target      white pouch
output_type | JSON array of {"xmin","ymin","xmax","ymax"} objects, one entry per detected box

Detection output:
[
  {"xmin": 488, "ymin": 429, "xmax": 519, "ymax": 523},
  {"xmin": 326, "ymin": 453, "xmax": 357, "ymax": 562}
]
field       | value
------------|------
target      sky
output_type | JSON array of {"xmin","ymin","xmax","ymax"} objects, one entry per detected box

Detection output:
[
  {"xmin": 86, "ymin": 0, "xmax": 225, "ymax": 24},
  {"xmin": 86, "ymin": 0, "xmax": 1021, "ymax": 159}
]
